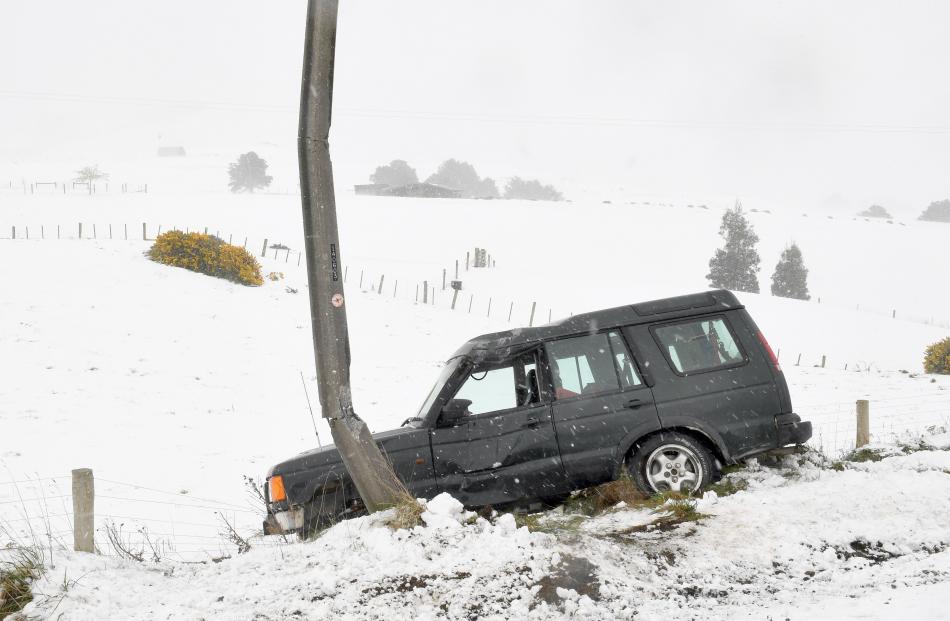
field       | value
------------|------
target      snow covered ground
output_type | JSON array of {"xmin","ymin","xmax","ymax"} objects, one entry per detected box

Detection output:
[
  {"xmin": 1, "ymin": 189, "xmax": 949, "ymax": 618},
  {"xmin": 13, "ymin": 433, "xmax": 950, "ymax": 620}
]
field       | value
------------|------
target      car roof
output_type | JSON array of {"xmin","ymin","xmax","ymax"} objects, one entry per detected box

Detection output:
[{"xmin": 451, "ymin": 290, "xmax": 743, "ymax": 363}]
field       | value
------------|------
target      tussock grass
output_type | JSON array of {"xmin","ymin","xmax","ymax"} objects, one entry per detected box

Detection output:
[
  {"xmin": 385, "ymin": 490, "xmax": 426, "ymax": 530},
  {"xmin": 563, "ymin": 476, "xmax": 649, "ymax": 517},
  {"xmin": 0, "ymin": 546, "xmax": 42, "ymax": 618},
  {"xmin": 845, "ymin": 448, "xmax": 884, "ymax": 463}
]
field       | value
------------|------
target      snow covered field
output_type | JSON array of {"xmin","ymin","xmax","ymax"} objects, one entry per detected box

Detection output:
[{"xmin": 1, "ymin": 190, "xmax": 949, "ymax": 619}]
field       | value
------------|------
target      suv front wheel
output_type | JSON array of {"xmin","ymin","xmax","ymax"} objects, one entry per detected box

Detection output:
[{"xmin": 629, "ymin": 432, "xmax": 714, "ymax": 495}]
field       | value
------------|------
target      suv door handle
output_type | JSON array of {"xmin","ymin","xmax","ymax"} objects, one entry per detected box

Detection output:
[
  {"xmin": 625, "ymin": 398, "xmax": 648, "ymax": 409},
  {"xmin": 522, "ymin": 413, "xmax": 544, "ymax": 429}
]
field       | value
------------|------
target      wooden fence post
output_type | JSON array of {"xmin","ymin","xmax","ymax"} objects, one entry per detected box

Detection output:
[
  {"xmin": 377, "ymin": 274, "xmax": 385, "ymax": 294},
  {"xmin": 57, "ymin": 225, "xmax": 61, "ymax": 239},
  {"xmin": 41, "ymin": 225, "xmax": 44, "ymax": 239},
  {"xmin": 508, "ymin": 301, "xmax": 514, "ymax": 322},
  {"xmin": 856, "ymin": 400, "xmax": 870, "ymax": 448},
  {"xmin": 344, "ymin": 265, "xmax": 349, "ymax": 282},
  {"xmin": 468, "ymin": 294, "xmax": 474, "ymax": 313},
  {"xmin": 109, "ymin": 224, "xmax": 112, "ymax": 239},
  {"xmin": 142, "ymin": 222, "xmax": 147, "ymax": 240},
  {"xmin": 423, "ymin": 281, "xmax": 428, "ymax": 304},
  {"xmin": 466, "ymin": 251, "xmax": 470, "ymax": 271},
  {"xmin": 261, "ymin": 239, "xmax": 268, "ymax": 257},
  {"xmin": 124, "ymin": 223, "xmax": 128, "ymax": 240},
  {"xmin": 451, "ymin": 288, "xmax": 459, "ymax": 310},
  {"xmin": 415, "ymin": 284, "xmax": 419, "ymax": 303},
  {"xmin": 455, "ymin": 259, "xmax": 459, "ymax": 279},
  {"xmin": 795, "ymin": 353, "xmax": 802, "ymax": 366},
  {"xmin": 529, "ymin": 302, "xmax": 537, "ymax": 327},
  {"xmin": 442, "ymin": 268, "xmax": 446, "ymax": 291},
  {"xmin": 298, "ymin": 252, "xmax": 302, "ymax": 266},
  {"xmin": 487, "ymin": 297, "xmax": 492, "ymax": 318},
  {"xmin": 72, "ymin": 468, "xmax": 94, "ymax": 553},
  {"xmin": 359, "ymin": 270, "xmax": 364, "ymax": 288},
  {"xmin": 393, "ymin": 280, "xmax": 398, "ymax": 298},
  {"xmin": 93, "ymin": 224, "xmax": 97, "ymax": 239},
  {"xmin": 243, "ymin": 237, "xmax": 247, "ymax": 249},
  {"xmin": 821, "ymin": 355, "xmax": 826, "ymax": 368},
  {"xmin": 10, "ymin": 226, "xmax": 14, "ymax": 239}
]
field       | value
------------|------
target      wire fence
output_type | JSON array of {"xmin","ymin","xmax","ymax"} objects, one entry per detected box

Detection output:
[
  {"xmin": 0, "ymin": 473, "xmax": 269, "ymax": 563},
  {"xmin": 2, "ymin": 217, "xmax": 950, "ymax": 334},
  {"xmin": 798, "ymin": 390, "xmax": 950, "ymax": 456}
]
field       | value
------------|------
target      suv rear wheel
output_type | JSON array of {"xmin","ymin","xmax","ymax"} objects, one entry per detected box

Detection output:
[{"xmin": 629, "ymin": 432, "xmax": 714, "ymax": 495}]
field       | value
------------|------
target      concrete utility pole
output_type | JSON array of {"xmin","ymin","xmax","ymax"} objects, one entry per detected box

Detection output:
[{"xmin": 298, "ymin": 0, "xmax": 400, "ymax": 513}]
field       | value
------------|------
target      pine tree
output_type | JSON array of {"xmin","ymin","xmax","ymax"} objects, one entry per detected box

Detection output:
[
  {"xmin": 770, "ymin": 243, "xmax": 811, "ymax": 300},
  {"xmin": 706, "ymin": 202, "xmax": 761, "ymax": 293},
  {"xmin": 228, "ymin": 152, "xmax": 273, "ymax": 193}
]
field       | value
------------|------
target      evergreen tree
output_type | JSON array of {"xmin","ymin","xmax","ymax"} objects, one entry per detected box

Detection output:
[
  {"xmin": 770, "ymin": 243, "xmax": 811, "ymax": 300},
  {"xmin": 228, "ymin": 152, "xmax": 273, "ymax": 193},
  {"xmin": 706, "ymin": 202, "xmax": 761, "ymax": 293},
  {"xmin": 369, "ymin": 159, "xmax": 418, "ymax": 187}
]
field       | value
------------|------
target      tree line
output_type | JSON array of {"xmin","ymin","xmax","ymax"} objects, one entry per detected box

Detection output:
[{"xmin": 369, "ymin": 159, "xmax": 563, "ymax": 201}]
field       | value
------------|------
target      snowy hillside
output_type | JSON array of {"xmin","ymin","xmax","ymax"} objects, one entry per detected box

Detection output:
[{"xmin": 1, "ymin": 190, "xmax": 949, "ymax": 619}]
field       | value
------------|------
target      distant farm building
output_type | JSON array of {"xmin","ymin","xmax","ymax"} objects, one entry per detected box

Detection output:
[
  {"xmin": 353, "ymin": 182, "xmax": 461, "ymax": 199},
  {"xmin": 354, "ymin": 183, "xmax": 390, "ymax": 196},
  {"xmin": 157, "ymin": 146, "xmax": 187, "ymax": 157}
]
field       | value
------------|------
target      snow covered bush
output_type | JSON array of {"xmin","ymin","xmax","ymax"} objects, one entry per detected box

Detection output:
[
  {"xmin": 148, "ymin": 231, "xmax": 263, "ymax": 286},
  {"xmin": 924, "ymin": 336, "xmax": 950, "ymax": 374}
]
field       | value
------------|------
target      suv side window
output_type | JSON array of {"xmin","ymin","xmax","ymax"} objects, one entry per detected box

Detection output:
[
  {"xmin": 454, "ymin": 355, "xmax": 539, "ymax": 415},
  {"xmin": 547, "ymin": 332, "xmax": 636, "ymax": 399},
  {"xmin": 608, "ymin": 331, "xmax": 643, "ymax": 389},
  {"xmin": 653, "ymin": 316, "xmax": 745, "ymax": 375}
]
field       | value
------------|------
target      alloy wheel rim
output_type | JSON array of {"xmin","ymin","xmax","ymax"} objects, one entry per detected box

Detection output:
[{"xmin": 645, "ymin": 444, "xmax": 703, "ymax": 493}]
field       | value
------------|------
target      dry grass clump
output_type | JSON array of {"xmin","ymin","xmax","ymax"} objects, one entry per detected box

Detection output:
[
  {"xmin": 384, "ymin": 490, "xmax": 426, "ymax": 530},
  {"xmin": 564, "ymin": 476, "xmax": 649, "ymax": 516},
  {"xmin": 0, "ymin": 547, "xmax": 42, "ymax": 618}
]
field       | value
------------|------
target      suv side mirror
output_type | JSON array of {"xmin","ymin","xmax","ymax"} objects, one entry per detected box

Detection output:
[{"xmin": 439, "ymin": 399, "xmax": 472, "ymax": 427}]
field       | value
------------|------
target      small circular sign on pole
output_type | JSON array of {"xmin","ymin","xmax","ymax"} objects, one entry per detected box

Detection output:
[{"xmin": 331, "ymin": 293, "xmax": 344, "ymax": 308}]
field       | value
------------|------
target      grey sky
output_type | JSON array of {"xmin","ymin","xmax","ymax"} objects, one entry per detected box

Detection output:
[{"xmin": 3, "ymin": 1, "xmax": 950, "ymax": 210}]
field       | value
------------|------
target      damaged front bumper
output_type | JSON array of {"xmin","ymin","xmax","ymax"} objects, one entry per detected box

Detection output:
[{"xmin": 264, "ymin": 505, "xmax": 304, "ymax": 535}]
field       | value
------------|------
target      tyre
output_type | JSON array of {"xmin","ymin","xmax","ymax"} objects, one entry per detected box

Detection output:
[{"xmin": 628, "ymin": 432, "xmax": 714, "ymax": 495}]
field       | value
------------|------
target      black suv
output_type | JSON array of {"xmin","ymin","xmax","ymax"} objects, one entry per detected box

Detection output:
[{"xmin": 265, "ymin": 290, "xmax": 811, "ymax": 534}]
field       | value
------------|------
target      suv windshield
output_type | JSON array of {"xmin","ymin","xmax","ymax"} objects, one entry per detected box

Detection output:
[{"xmin": 409, "ymin": 357, "xmax": 466, "ymax": 424}]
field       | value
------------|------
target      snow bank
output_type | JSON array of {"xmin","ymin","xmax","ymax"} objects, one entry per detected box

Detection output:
[{"xmin": 15, "ymin": 437, "xmax": 950, "ymax": 619}]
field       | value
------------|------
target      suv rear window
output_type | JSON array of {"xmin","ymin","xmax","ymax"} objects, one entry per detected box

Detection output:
[{"xmin": 654, "ymin": 317, "xmax": 744, "ymax": 374}]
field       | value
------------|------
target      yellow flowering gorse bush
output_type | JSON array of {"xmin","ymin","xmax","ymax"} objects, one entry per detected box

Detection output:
[
  {"xmin": 924, "ymin": 337, "xmax": 950, "ymax": 375},
  {"xmin": 147, "ymin": 231, "xmax": 263, "ymax": 286}
]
